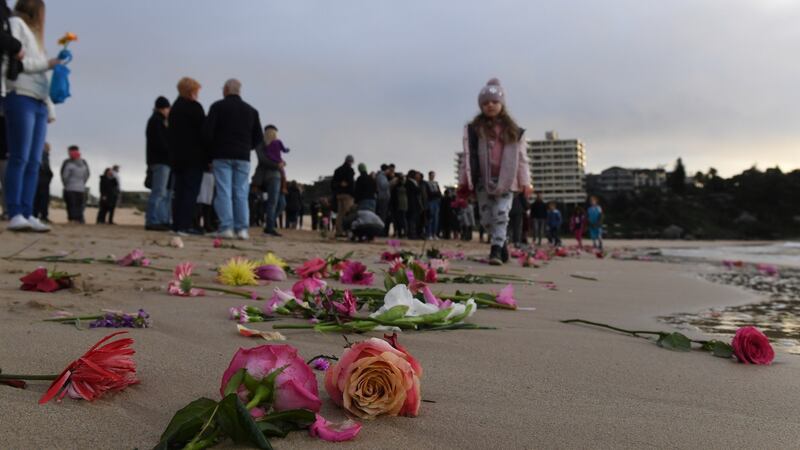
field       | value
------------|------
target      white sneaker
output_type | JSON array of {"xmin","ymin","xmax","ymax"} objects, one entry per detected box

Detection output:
[
  {"xmin": 214, "ymin": 229, "xmax": 235, "ymax": 239},
  {"xmin": 236, "ymin": 229, "xmax": 249, "ymax": 240},
  {"xmin": 7, "ymin": 214, "xmax": 31, "ymax": 231},
  {"xmin": 27, "ymin": 217, "xmax": 51, "ymax": 233}
]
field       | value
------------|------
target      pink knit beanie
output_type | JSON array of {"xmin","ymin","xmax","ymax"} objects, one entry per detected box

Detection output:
[{"xmin": 478, "ymin": 78, "xmax": 506, "ymax": 106}]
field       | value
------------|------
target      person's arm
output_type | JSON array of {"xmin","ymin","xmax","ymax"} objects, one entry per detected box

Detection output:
[
  {"xmin": 516, "ymin": 134, "xmax": 531, "ymax": 194},
  {"xmin": 251, "ymin": 109, "xmax": 263, "ymax": 150},
  {"xmin": 46, "ymin": 97, "xmax": 55, "ymax": 122},
  {"xmin": 203, "ymin": 103, "xmax": 217, "ymax": 152}
]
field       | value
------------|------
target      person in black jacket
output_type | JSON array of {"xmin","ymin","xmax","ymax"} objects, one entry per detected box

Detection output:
[
  {"xmin": 331, "ymin": 154, "xmax": 355, "ymax": 237},
  {"xmin": 0, "ymin": 2, "xmax": 23, "ymax": 220},
  {"xmin": 405, "ymin": 170, "xmax": 423, "ymax": 239},
  {"xmin": 145, "ymin": 96, "xmax": 171, "ymax": 230},
  {"xmin": 168, "ymin": 77, "xmax": 206, "ymax": 236},
  {"xmin": 32, "ymin": 142, "xmax": 52, "ymax": 222},
  {"xmin": 530, "ymin": 192, "xmax": 548, "ymax": 246},
  {"xmin": 354, "ymin": 163, "xmax": 376, "ymax": 212},
  {"xmin": 284, "ymin": 180, "xmax": 303, "ymax": 229},
  {"xmin": 205, "ymin": 79, "xmax": 262, "ymax": 240},
  {"xmin": 97, "ymin": 167, "xmax": 119, "ymax": 224}
]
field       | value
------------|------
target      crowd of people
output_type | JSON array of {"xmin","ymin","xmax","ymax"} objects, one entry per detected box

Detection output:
[{"xmin": 0, "ymin": 2, "xmax": 604, "ymax": 263}]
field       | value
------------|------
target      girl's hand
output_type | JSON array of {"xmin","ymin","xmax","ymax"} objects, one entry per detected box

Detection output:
[
  {"xmin": 15, "ymin": 48, "xmax": 24, "ymax": 60},
  {"xmin": 48, "ymin": 58, "xmax": 63, "ymax": 69}
]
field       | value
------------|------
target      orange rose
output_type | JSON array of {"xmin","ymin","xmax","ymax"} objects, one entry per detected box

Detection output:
[{"xmin": 325, "ymin": 334, "xmax": 421, "ymax": 419}]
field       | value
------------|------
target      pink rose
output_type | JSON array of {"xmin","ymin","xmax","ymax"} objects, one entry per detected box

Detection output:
[
  {"xmin": 295, "ymin": 257, "xmax": 328, "ymax": 279},
  {"xmin": 495, "ymin": 284, "xmax": 517, "ymax": 308},
  {"xmin": 324, "ymin": 335, "xmax": 422, "ymax": 419},
  {"xmin": 220, "ymin": 345, "xmax": 321, "ymax": 415},
  {"xmin": 292, "ymin": 277, "xmax": 327, "ymax": 300},
  {"xmin": 731, "ymin": 326, "xmax": 775, "ymax": 365},
  {"xmin": 309, "ymin": 413, "xmax": 362, "ymax": 442}
]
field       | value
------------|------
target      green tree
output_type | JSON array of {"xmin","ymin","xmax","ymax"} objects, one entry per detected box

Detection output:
[{"xmin": 668, "ymin": 158, "xmax": 686, "ymax": 194}]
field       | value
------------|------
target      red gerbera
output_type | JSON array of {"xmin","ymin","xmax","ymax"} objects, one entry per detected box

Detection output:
[
  {"xmin": 296, "ymin": 258, "xmax": 328, "ymax": 279},
  {"xmin": 39, "ymin": 331, "xmax": 138, "ymax": 404}
]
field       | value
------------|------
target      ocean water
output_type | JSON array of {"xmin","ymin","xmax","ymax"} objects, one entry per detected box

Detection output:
[{"xmin": 660, "ymin": 242, "xmax": 800, "ymax": 268}]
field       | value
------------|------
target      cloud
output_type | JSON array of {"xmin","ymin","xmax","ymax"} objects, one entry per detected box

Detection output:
[{"xmin": 42, "ymin": 0, "xmax": 800, "ymax": 194}]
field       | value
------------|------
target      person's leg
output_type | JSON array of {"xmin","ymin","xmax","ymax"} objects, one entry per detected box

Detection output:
[
  {"xmin": 171, "ymin": 168, "xmax": 186, "ymax": 231},
  {"xmin": 108, "ymin": 196, "xmax": 117, "ymax": 224},
  {"xmin": 263, "ymin": 176, "xmax": 280, "ymax": 232},
  {"xmin": 19, "ymin": 103, "xmax": 47, "ymax": 219},
  {"xmin": 212, "ymin": 160, "xmax": 234, "ymax": 232},
  {"xmin": 431, "ymin": 199, "xmax": 441, "ymax": 238},
  {"xmin": 0, "ymin": 159, "xmax": 7, "ymax": 218},
  {"xmin": 146, "ymin": 164, "xmax": 170, "ymax": 226},
  {"xmin": 231, "ymin": 160, "xmax": 250, "ymax": 232},
  {"xmin": 486, "ymin": 193, "xmax": 512, "ymax": 248},
  {"xmin": 3, "ymin": 94, "xmax": 36, "ymax": 219},
  {"xmin": 97, "ymin": 200, "xmax": 107, "ymax": 224},
  {"xmin": 335, "ymin": 194, "xmax": 346, "ymax": 236}
]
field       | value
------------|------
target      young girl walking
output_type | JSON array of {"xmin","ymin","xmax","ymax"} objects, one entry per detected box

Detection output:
[
  {"xmin": 569, "ymin": 205, "xmax": 587, "ymax": 249},
  {"xmin": 458, "ymin": 78, "xmax": 531, "ymax": 265}
]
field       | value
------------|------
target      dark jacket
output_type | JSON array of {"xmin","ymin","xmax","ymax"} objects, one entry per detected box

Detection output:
[
  {"xmin": 354, "ymin": 173, "xmax": 377, "ymax": 202},
  {"xmin": 332, "ymin": 163, "xmax": 355, "ymax": 196},
  {"xmin": 146, "ymin": 111, "xmax": 170, "ymax": 166},
  {"xmin": 38, "ymin": 150, "xmax": 53, "ymax": 187},
  {"xmin": 252, "ymin": 141, "xmax": 281, "ymax": 188},
  {"xmin": 204, "ymin": 94, "xmax": 262, "ymax": 161},
  {"xmin": 531, "ymin": 199, "xmax": 548, "ymax": 220},
  {"xmin": 99, "ymin": 174, "xmax": 120, "ymax": 199},
  {"xmin": 1, "ymin": 4, "xmax": 22, "ymax": 81},
  {"xmin": 509, "ymin": 193, "xmax": 529, "ymax": 217},
  {"xmin": 405, "ymin": 179, "xmax": 423, "ymax": 214},
  {"xmin": 285, "ymin": 185, "xmax": 303, "ymax": 213},
  {"xmin": 168, "ymin": 96, "xmax": 207, "ymax": 169}
]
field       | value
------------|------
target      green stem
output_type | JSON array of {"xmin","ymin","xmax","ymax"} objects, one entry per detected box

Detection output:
[
  {"xmin": 0, "ymin": 374, "xmax": 58, "ymax": 380},
  {"xmin": 560, "ymin": 319, "xmax": 663, "ymax": 337},
  {"xmin": 272, "ymin": 323, "xmax": 315, "ymax": 330},
  {"xmin": 199, "ymin": 285, "xmax": 263, "ymax": 300},
  {"xmin": 44, "ymin": 315, "xmax": 102, "ymax": 322},
  {"xmin": 185, "ymin": 404, "xmax": 220, "ymax": 449}
]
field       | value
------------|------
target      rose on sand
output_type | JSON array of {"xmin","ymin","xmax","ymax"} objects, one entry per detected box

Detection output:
[
  {"xmin": 40, "ymin": 331, "xmax": 138, "ymax": 404},
  {"xmin": 220, "ymin": 345, "xmax": 321, "ymax": 416},
  {"xmin": 340, "ymin": 261, "xmax": 374, "ymax": 286},
  {"xmin": 292, "ymin": 277, "xmax": 327, "ymax": 300},
  {"xmin": 20, "ymin": 267, "xmax": 74, "ymax": 292},
  {"xmin": 325, "ymin": 334, "xmax": 421, "ymax": 419},
  {"xmin": 495, "ymin": 284, "xmax": 517, "ymax": 308},
  {"xmin": 117, "ymin": 249, "xmax": 150, "ymax": 267},
  {"xmin": 296, "ymin": 257, "xmax": 328, "ymax": 279},
  {"xmin": 731, "ymin": 326, "xmax": 775, "ymax": 365}
]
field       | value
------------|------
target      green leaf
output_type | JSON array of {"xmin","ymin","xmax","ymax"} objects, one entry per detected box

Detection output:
[
  {"xmin": 372, "ymin": 305, "xmax": 409, "ymax": 322},
  {"xmin": 384, "ymin": 273, "xmax": 396, "ymax": 291},
  {"xmin": 223, "ymin": 369, "xmax": 246, "ymax": 396},
  {"xmin": 257, "ymin": 409, "xmax": 316, "ymax": 438},
  {"xmin": 707, "ymin": 340, "xmax": 734, "ymax": 358},
  {"xmin": 215, "ymin": 393, "xmax": 272, "ymax": 449},
  {"xmin": 414, "ymin": 308, "xmax": 452, "ymax": 325},
  {"xmin": 154, "ymin": 397, "xmax": 218, "ymax": 450},
  {"xmin": 395, "ymin": 269, "xmax": 409, "ymax": 285},
  {"xmin": 411, "ymin": 263, "xmax": 426, "ymax": 282},
  {"xmin": 657, "ymin": 332, "xmax": 692, "ymax": 352}
]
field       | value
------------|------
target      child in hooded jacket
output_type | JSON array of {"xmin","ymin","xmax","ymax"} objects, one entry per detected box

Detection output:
[{"xmin": 458, "ymin": 78, "xmax": 531, "ymax": 265}]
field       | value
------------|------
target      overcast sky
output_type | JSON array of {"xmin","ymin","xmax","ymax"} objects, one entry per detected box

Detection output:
[{"xmin": 42, "ymin": 0, "xmax": 799, "ymax": 193}]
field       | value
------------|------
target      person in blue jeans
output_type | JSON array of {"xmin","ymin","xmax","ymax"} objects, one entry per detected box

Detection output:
[
  {"xmin": 252, "ymin": 124, "xmax": 286, "ymax": 236},
  {"xmin": 4, "ymin": 3, "xmax": 64, "ymax": 232},
  {"xmin": 145, "ymin": 96, "xmax": 171, "ymax": 230},
  {"xmin": 204, "ymin": 79, "xmax": 262, "ymax": 240},
  {"xmin": 546, "ymin": 201, "xmax": 562, "ymax": 246}
]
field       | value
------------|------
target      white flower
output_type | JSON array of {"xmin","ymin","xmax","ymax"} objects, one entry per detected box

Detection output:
[
  {"xmin": 445, "ymin": 298, "xmax": 477, "ymax": 321},
  {"xmin": 370, "ymin": 284, "xmax": 438, "ymax": 318}
]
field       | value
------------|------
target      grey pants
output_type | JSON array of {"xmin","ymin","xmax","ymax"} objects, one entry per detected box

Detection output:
[{"xmin": 477, "ymin": 187, "xmax": 513, "ymax": 247}]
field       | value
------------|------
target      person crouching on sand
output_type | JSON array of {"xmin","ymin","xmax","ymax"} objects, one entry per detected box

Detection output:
[{"xmin": 458, "ymin": 78, "xmax": 531, "ymax": 265}]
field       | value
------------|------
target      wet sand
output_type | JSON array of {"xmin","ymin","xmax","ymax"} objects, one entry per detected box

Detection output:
[{"xmin": 0, "ymin": 210, "xmax": 798, "ymax": 449}]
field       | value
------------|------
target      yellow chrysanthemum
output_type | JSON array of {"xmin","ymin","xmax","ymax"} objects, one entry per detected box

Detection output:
[
  {"xmin": 262, "ymin": 252, "xmax": 287, "ymax": 268},
  {"xmin": 218, "ymin": 257, "xmax": 259, "ymax": 286}
]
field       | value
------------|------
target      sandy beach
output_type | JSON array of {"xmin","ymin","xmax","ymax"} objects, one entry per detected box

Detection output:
[{"xmin": 0, "ymin": 209, "xmax": 798, "ymax": 449}]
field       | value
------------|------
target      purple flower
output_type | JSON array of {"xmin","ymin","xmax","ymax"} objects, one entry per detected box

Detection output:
[{"xmin": 310, "ymin": 357, "xmax": 331, "ymax": 371}]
